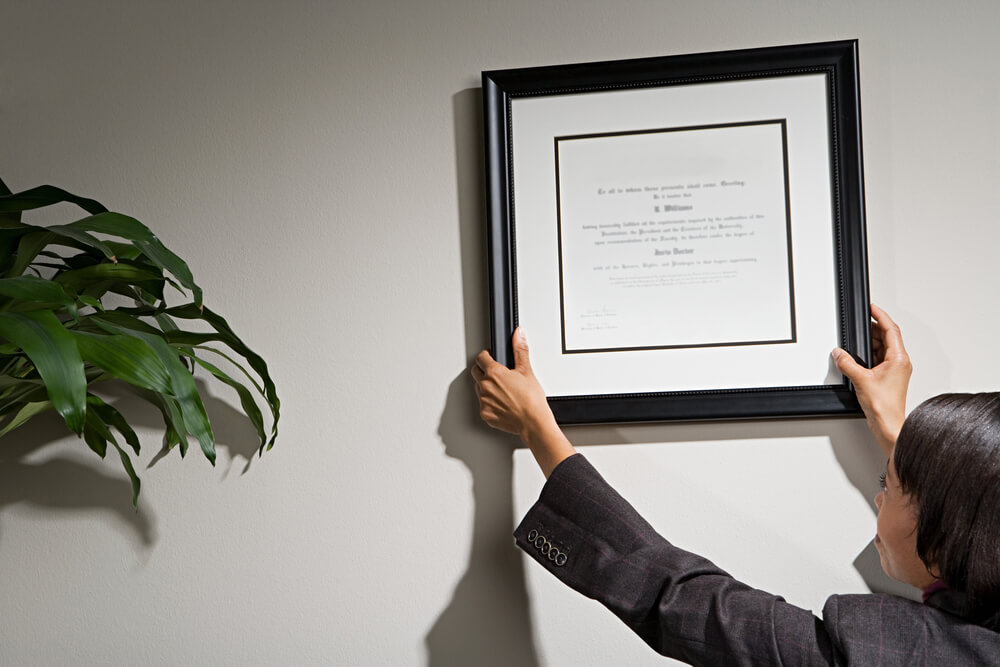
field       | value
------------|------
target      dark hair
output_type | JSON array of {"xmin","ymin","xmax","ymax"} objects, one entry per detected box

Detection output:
[{"xmin": 895, "ymin": 393, "xmax": 1000, "ymax": 629}]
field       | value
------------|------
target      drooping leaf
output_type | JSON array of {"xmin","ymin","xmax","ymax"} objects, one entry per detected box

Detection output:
[
  {"xmin": 0, "ymin": 184, "xmax": 107, "ymax": 216},
  {"xmin": 183, "ymin": 350, "xmax": 267, "ymax": 454},
  {"xmin": 78, "ymin": 295, "xmax": 104, "ymax": 311},
  {"xmin": 0, "ymin": 177, "xmax": 18, "ymax": 225},
  {"xmin": 78, "ymin": 310, "xmax": 161, "ymax": 336},
  {"xmin": 0, "ymin": 400, "xmax": 52, "ymax": 438},
  {"xmin": 55, "ymin": 263, "xmax": 164, "ymax": 297},
  {"xmin": 86, "ymin": 394, "xmax": 141, "ymax": 455},
  {"xmin": 0, "ymin": 180, "xmax": 279, "ymax": 504},
  {"xmin": 132, "ymin": 303, "xmax": 279, "ymax": 449},
  {"xmin": 0, "ymin": 310, "xmax": 86, "ymax": 434},
  {"xmin": 0, "ymin": 380, "xmax": 51, "ymax": 415},
  {"xmin": 8, "ymin": 230, "xmax": 55, "ymax": 278},
  {"xmin": 68, "ymin": 212, "xmax": 201, "ymax": 307},
  {"xmin": 83, "ymin": 408, "xmax": 110, "ymax": 458},
  {"xmin": 72, "ymin": 331, "xmax": 172, "ymax": 394},
  {"xmin": 111, "ymin": 439, "xmax": 141, "ymax": 507},
  {"xmin": 43, "ymin": 224, "xmax": 117, "ymax": 261},
  {"xmin": 0, "ymin": 229, "xmax": 30, "ymax": 272},
  {"xmin": 171, "ymin": 336, "xmax": 264, "ymax": 395},
  {"xmin": 92, "ymin": 316, "xmax": 215, "ymax": 463},
  {"xmin": 0, "ymin": 275, "xmax": 78, "ymax": 319}
]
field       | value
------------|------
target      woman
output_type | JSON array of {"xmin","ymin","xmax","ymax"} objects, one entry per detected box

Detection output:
[{"xmin": 471, "ymin": 305, "xmax": 1000, "ymax": 665}]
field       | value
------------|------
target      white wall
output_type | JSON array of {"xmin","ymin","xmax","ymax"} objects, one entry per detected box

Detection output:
[{"xmin": 2, "ymin": 1, "xmax": 998, "ymax": 665}]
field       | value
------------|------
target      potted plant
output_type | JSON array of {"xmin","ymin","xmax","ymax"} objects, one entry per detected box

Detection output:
[{"xmin": 0, "ymin": 178, "xmax": 279, "ymax": 505}]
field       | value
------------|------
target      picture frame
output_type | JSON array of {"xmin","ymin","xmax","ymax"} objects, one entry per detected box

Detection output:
[{"xmin": 482, "ymin": 40, "xmax": 871, "ymax": 423}]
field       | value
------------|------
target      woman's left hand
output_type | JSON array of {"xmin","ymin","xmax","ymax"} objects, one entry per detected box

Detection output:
[
  {"xmin": 471, "ymin": 327, "xmax": 552, "ymax": 438},
  {"xmin": 472, "ymin": 328, "xmax": 576, "ymax": 476}
]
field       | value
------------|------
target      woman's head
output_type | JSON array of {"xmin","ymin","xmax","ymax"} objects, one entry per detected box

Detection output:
[{"xmin": 894, "ymin": 393, "xmax": 1000, "ymax": 625}]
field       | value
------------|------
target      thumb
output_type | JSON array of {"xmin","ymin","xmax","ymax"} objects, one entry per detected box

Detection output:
[
  {"xmin": 832, "ymin": 347, "xmax": 865, "ymax": 383},
  {"xmin": 512, "ymin": 327, "xmax": 532, "ymax": 372}
]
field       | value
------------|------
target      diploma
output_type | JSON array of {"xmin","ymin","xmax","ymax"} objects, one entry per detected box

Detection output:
[{"xmin": 555, "ymin": 120, "xmax": 795, "ymax": 353}]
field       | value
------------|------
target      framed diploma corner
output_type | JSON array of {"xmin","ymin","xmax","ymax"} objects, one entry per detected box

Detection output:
[{"xmin": 483, "ymin": 40, "xmax": 871, "ymax": 423}]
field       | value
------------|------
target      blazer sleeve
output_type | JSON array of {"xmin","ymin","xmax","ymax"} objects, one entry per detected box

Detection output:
[{"xmin": 514, "ymin": 453, "xmax": 838, "ymax": 666}]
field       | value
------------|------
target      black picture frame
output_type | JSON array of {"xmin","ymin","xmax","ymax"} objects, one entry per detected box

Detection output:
[{"xmin": 482, "ymin": 40, "xmax": 871, "ymax": 423}]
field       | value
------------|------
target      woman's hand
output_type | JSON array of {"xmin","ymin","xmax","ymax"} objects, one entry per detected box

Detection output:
[
  {"xmin": 472, "ymin": 328, "xmax": 575, "ymax": 477},
  {"xmin": 832, "ymin": 304, "xmax": 912, "ymax": 456}
]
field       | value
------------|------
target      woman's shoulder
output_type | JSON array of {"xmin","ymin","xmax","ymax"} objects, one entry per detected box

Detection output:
[{"xmin": 823, "ymin": 593, "xmax": 1000, "ymax": 665}]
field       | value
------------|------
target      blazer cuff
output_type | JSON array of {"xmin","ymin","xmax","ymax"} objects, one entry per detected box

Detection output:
[{"xmin": 512, "ymin": 453, "xmax": 663, "ymax": 589}]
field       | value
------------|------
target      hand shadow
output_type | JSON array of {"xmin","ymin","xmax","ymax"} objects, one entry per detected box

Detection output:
[
  {"xmin": 424, "ymin": 87, "xmax": 540, "ymax": 666},
  {"xmin": 426, "ymin": 373, "xmax": 540, "ymax": 666}
]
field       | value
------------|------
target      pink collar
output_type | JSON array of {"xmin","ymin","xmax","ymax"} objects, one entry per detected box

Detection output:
[{"xmin": 922, "ymin": 579, "xmax": 948, "ymax": 603}]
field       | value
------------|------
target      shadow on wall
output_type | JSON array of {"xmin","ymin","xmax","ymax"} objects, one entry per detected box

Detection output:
[
  {"xmin": 425, "ymin": 89, "xmax": 541, "ymax": 667},
  {"xmin": 427, "ymin": 86, "xmax": 920, "ymax": 665},
  {"xmin": 0, "ymin": 405, "xmax": 157, "ymax": 553},
  {"xmin": 430, "ymin": 373, "xmax": 541, "ymax": 666},
  {"xmin": 0, "ymin": 378, "xmax": 266, "ymax": 554}
]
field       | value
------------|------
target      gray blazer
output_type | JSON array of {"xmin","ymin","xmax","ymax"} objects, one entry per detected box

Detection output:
[{"xmin": 515, "ymin": 454, "xmax": 1000, "ymax": 665}]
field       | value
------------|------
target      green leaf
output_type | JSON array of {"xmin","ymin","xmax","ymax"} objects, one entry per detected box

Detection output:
[
  {"xmin": 158, "ymin": 395, "xmax": 188, "ymax": 454},
  {"xmin": 0, "ymin": 177, "xmax": 18, "ymax": 224},
  {"xmin": 72, "ymin": 331, "xmax": 172, "ymax": 394},
  {"xmin": 171, "ymin": 337, "xmax": 264, "ymax": 395},
  {"xmin": 86, "ymin": 394, "xmax": 141, "ymax": 455},
  {"xmin": 0, "ymin": 275, "xmax": 78, "ymax": 318},
  {"xmin": 0, "ymin": 400, "xmax": 52, "ymax": 437},
  {"xmin": 83, "ymin": 409, "xmax": 110, "ymax": 458},
  {"xmin": 0, "ymin": 374, "xmax": 43, "ymax": 389},
  {"xmin": 111, "ymin": 439, "xmax": 141, "ymax": 507},
  {"xmin": 0, "ymin": 184, "xmax": 108, "ymax": 216},
  {"xmin": 68, "ymin": 212, "xmax": 202, "ymax": 307},
  {"xmin": 183, "ymin": 350, "xmax": 267, "ymax": 454},
  {"xmin": 92, "ymin": 316, "xmax": 215, "ymax": 463},
  {"xmin": 149, "ymin": 304, "xmax": 279, "ymax": 449},
  {"xmin": 78, "ymin": 295, "xmax": 104, "ymax": 311},
  {"xmin": 0, "ymin": 381, "xmax": 51, "ymax": 415},
  {"xmin": 81, "ymin": 310, "xmax": 162, "ymax": 336},
  {"xmin": 44, "ymin": 224, "xmax": 116, "ymax": 261},
  {"xmin": 0, "ymin": 275, "xmax": 74, "ymax": 303},
  {"xmin": 0, "ymin": 310, "xmax": 86, "ymax": 434},
  {"xmin": 86, "ymin": 392, "xmax": 143, "ymax": 506},
  {"xmin": 8, "ymin": 230, "xmax": 54, "ymax": 278},
  {"xmin": 55, "ymin": 263, "xmax": 164, "ymax": 296},
  {"xmin": 103, "ymin": 241, "xmax": 142, "ymax": 261}
]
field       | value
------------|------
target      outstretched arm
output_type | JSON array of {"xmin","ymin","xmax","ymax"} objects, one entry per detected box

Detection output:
[
  {"xmin": 471, "ymin": 328, "xmax": 576, "ymax": 477},
  {"xmin": 831, "ymin": 304, "xmax": 912, "ymax": 457}
]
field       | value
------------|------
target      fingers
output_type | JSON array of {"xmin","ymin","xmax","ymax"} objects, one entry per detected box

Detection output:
[
  {"xmin": 474, "ymin": 349, "xmax": 499, "ymax": 375},
  {"xmin": 832, "ymin": 347, "xmax": 867, "ymax": 384},
  {"xmin": 870, "ymin": 303, "xmax": 907, "ymax": 357},
  {"xmin": 472, "ymin": 350, "xmax": 497, "ymax": 394},
  {"xmin": 512, "ymin": 327, "xmax": 532, "ymax": 372}
]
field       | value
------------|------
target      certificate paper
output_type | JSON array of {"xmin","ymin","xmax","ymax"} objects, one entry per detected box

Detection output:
[{"xmin": 556, "ymin": 121, "xmax": 795, "ymax": 353}]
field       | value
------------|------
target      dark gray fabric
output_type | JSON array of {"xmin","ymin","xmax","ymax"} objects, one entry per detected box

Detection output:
[{"xmin": 514, "ymin": 454, "xmax": 1000, "ymax": 666}]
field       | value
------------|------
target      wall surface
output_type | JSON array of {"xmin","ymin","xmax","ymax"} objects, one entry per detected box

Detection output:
[{"xmin": 2, "ymin": 1, "xmax": 998, "ymax": 665}]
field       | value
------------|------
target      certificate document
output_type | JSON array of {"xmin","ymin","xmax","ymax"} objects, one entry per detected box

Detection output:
[{"xmin": 555, "ymin": 120, "xmax": 795, "ymax": 353}]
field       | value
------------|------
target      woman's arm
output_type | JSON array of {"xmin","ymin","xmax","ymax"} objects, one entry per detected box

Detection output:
[
  {"xmin": 831, "ymin": 304, "xmax": 912, "ymax": 457},
  {"xmin": 471, "ymin": 327, "xmax": 575, "ymax": 477}
]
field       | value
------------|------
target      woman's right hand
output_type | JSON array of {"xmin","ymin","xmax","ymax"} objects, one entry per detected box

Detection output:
[{"xmin": 832, "ymin": 304, "xmax": 912, "ymax": 456}]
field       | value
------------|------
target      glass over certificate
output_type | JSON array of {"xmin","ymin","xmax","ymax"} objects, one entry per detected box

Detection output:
[{"xmin": 556, "ymin": 121, "xmax": 794, "ymax": 353}]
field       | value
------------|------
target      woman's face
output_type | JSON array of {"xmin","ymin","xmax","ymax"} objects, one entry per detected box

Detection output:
[{"xmin": 874, "ymin": 450, "xmax": 936, "ymax": 589}]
